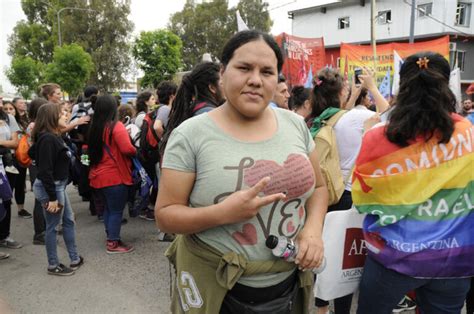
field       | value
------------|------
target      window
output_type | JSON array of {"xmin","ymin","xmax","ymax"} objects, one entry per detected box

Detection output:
[
  {"xmin": 378, "ymin": 10, "xmax": 392, "ymax": 24},
  {"xmin": 338, "ymin": 17, "xmax": 350, "ymax": 29},
  {"xmin": 456, "ymin": 51, "xmax": 466, "ymax": 71},
  {"xmin": 417, "ymin": 3, "xmax": 433, "ymax": 17},
  {"xmin": 455, "ymin": 2, "xmax": 471, "ymax": 26}
]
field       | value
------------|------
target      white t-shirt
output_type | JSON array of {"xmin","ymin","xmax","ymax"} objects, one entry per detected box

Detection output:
[{"xmin": 334, "ymin": 105, "xmax": 376, "ymax": 191}]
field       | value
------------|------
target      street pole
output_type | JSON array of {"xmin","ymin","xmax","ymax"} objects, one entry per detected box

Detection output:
[
  {"xmin": 57, "ymin": 7, "xmax": 97, "ymax": 46},
  {"xmin": 409, "ymin": 0, "xmax": 416, "ymax": 43},
  {"xmin": 371, "ymin": 0, "xmax": 377, "ymax": 70}
]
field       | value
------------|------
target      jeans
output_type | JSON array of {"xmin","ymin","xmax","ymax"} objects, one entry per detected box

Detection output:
[
  {"xmin": 357, "ymin": 256, "xmax": 471, "ymax": 314},
  {"xmin": 33, "ymin": 179, "xmax": 79, "ymax": 267},
  {"xmin": 100, "ymin": 184, "xmax": 129, "ymax": 241}
]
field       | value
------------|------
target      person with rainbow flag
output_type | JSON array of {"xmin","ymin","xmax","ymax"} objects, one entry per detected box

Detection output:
[{"xmin": 353, "ymin": 52, "xmax": 473, "ymax": 313}]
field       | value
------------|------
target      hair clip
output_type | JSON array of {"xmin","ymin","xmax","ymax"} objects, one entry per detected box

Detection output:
[
  {"xmin": 314, "ymin": 78, "xmax": 323, "ymax": 86},
  {"xmin": 416, "ymin": 57, "xmax": 430, "ymax": 69}
]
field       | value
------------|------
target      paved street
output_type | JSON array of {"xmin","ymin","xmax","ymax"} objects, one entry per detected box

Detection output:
[{"xmin": 0, "ymin": 185, "xmax": 172, "ymax": 313}]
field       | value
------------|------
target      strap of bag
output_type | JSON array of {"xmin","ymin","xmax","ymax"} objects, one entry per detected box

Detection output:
[{"xmin": 324, "ymin": 110, "xmax": 347, "ymax": 127}]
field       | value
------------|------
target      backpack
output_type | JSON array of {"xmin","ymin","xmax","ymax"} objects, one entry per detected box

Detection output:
[
  {"xmin": 314, "ymin": 110, "xmax": 347, "ymax": 205},
  {"xmin": 15, "ymin": 133, "xmax": 32, "ymax": 167},
  {"xmin": 138, "ymin": 110, "xmax": 161, "ymax": 165}
]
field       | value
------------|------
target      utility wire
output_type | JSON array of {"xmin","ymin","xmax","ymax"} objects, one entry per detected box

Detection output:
[
  {"xmin": 268, "ymin": 0, "xmax": 297, "ymax": 12},
  {"xmin": 402, "ymin": 0, "xmax": 471, "ymax": 37}
]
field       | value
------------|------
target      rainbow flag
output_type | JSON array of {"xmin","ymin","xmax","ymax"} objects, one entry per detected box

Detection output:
[{"xmin": 352, "ymin": 115, "xmax": 474, "ymax": 278}]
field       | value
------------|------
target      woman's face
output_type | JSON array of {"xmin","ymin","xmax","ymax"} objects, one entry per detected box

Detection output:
[
  {"xmin": 146, "ymin": 95, "xmax": 156, "ymax": 107},
  {"xmin": 14, "ymin": 99, "xmax": 27, "ymax": 112},
  {"xmin": 3, "ymin": 103, "xmax": 16, "ymax": 116},
  {"xmin": 58, "ymin": 108, "xmax": 68, "ymax": 128},
  {"xmin": 363, "ymin": 94, "xmax": 371, "ymax": 107},
  {"xmin": 49, "ymin": 88, "xmax": 63, "ymax": 104},
  {"xmin": 221, "ymin": 39, "xmax": 278, "ymax": 119}
]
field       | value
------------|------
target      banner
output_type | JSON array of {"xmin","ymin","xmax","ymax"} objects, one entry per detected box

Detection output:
[
  {"xmin": 275, "ymin": 33, "xmax": 326, "ymax": 87},
  {"xmin": 340, "ymin": 36, "xmax": 450, "ymax": 86}
]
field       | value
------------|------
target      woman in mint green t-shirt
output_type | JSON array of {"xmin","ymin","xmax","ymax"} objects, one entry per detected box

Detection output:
[{"xmin": 156, "ymin": 30, "xmax": 329, "ymax": 314}]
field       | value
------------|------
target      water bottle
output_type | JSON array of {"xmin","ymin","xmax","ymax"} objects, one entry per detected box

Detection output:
[{"xmin": 265, "ymin": 235, "xmax": 326, "ymax": 274}]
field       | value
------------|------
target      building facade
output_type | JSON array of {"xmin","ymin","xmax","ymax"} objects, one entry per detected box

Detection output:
[{"xmin": 289, "ymin": 0, "xmax": 474, "ymax": 94}]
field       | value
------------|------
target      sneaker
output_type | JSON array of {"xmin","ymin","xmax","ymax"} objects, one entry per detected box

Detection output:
[
  {"xmin": 106, "ymin": 240, "xmax": 134, "ymax": 254},
  {"xmin": 0, "ymin": 237, "xmax": 23, "ymax": 249},
  {"xmin": 18, "ymin": 209, "xmax": 32, "ymax": 219},
  {"xmin": 70, "ymin": 256, "xmax": 84, "ymax": 271},
  {"xmin": 0, "ymin": 252, "xmax": 9, "ymax": 260},
  {"xmin": 5, "ymin": 166, "xmax": 19, "ymax": 174},
  {"xmin": 393, "ymin": 295, "xmax": 417, "ymax": 313},
  {"xmin": 33, "ymin": 233, "xmax": 45, "ymax": 245},
  {"xmin": 139, "ymin": 209, "xmax": 155, "ymax": 221},
  {"xmin": 47, "ymin": 263, "xmax": 75, "ymax": 276},
  {"xmin": 158, "ymin": 232, "xmax": 175, "ymax": 242}
]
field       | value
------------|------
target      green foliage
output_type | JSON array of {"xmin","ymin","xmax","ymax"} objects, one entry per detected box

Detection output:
[
  {"xmin": 132, "ymin": 30, "xmax": 183, "ymax": 89},
  {"xmin": 45, "ymin": 44, "xmax": 94, "ymax": 97},
  {"xmin": 8, "ymin": 0, "xmax": 134, "ymax": 92},
  {"xmin": 169, "ymin": 0, "xmax": 272, "ymax": 70},
  {"xmin": 5, "ymin": 56, "xmax": 43, "ymax": 99}
]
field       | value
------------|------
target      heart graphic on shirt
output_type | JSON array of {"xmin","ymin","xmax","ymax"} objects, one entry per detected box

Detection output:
[
  {"xmin": 243, "ymin": 154, "xmax": 315, "ymax": 199},
  {"xmin": 298, "ymin": 206, "xmax": 305, "ymax": 219},
  {"xmin": 286, "ymin": 221, "xmax": 296, "ymax": 233},
  {"xmin": 232, "ymin": 223, "xmax": 258, "ymax": 246}
]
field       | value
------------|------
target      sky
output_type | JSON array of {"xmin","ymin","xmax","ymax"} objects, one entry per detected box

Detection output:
[{"xmin": 0, "ymin": 0, "xmax": 329, "ymax": 95}]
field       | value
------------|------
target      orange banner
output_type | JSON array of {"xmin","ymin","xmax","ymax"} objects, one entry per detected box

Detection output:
[
  {"xmin": 340, "ymin": 36, "xmax": 450, "ymax": 84},
  {"xmin": 275, "ymin": 33, "xmax": 326, "ymax": 87}
]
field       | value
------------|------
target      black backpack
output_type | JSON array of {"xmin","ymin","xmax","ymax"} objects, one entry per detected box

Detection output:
[{"xmin": 138, "ymin": 109, "xmax": 161, "ymax": 165}]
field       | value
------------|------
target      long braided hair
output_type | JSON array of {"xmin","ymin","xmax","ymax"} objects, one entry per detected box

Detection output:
[{"xmin": 159, "ymin": 62, "xmax": 221, "ymax": 157}]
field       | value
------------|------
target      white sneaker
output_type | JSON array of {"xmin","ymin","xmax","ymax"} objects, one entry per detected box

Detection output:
[{"xmin": 5, "ymin": 166, "xmax": 19, "ymax": 174}]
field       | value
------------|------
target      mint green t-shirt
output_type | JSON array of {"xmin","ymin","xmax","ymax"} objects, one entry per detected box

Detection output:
[{"xmin": 162, "ymin": 108, "xmax": 316, "ymax": 287}]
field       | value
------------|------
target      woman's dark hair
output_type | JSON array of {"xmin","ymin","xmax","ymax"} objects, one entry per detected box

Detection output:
[
  {"xmin": 31, "ymin": 103, "xmax": 61, "ymax": 142},
  {"xmin": 28, "ymin": 98, "xmax": 49, "ymax": 121},
  {"xmin": 88, "ymin": 95, "xmax": 119, "ymax": 167},
  {"xmin": 310, "ymin": 68, "xmax": 345, "ymax": 117},
  {"xmin": 289, "ymin": 86, "xmax": 311, "ymax": 111},
  {"xmin": 221, "ymin": 30, "xmax": 283, "ymax": 73},
  {"xmin": 136, "ymin": 91, "xmax": 153, "ymax": 113},
  {"xmin": 39, "ymin": 83, "xmax": 60, "ymax": 100},
  {"xmin": 355, "ymin": 88, "xmax": 369, "ymax": 107},
  {"xmin": 157, "ymin": 81, "xmax": 178, "ymax": 105},
  {"xmin": 386, "ymin": 52, "xmax": 456, "ymax": 147},
  {"xmin": 160, "ymin": 62, "xmax": 221, "ymax": 157}
]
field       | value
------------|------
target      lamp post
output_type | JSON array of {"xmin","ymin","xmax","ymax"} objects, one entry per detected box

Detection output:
[{"xmin": 57, "ymin": 7, "xmax": 97, "ymax": 46}]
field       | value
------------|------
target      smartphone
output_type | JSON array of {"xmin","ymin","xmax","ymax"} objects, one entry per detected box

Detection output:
[{"xmin": 354, "ymin": 67, "xmax": 362, "ymax": 85}]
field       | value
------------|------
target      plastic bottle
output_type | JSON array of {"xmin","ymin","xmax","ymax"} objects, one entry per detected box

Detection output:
[{"xmin": 265, "ymin": 235, "xmax": 326, "ymax": 274}]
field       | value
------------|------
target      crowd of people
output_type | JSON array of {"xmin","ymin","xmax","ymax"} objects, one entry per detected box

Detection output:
[{"xmin": 0, "ymin": 30, "xmax": 473, "ymax": 314}]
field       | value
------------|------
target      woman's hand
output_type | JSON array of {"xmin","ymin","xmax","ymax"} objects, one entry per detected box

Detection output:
[
  {"xmin": 364, "ymin": 114, "xmax": 381, "ymax": 132},
  {"xmin": 359, "ymin": 67, "xmax": 377, "ymax": 92},
  {"xmin": 46, "ymin": 200, "xmax": 60, "ymax": 213},
  {"xmin": 295, "ymin": 226, "xmax": 324, "ymax": 271},
  {"xmin": 220, "ymin": 177, "xmax": 286, "ymax": 224},
  {"xmin": 76, "ymin": 115, "xmax": 90, "ymax": 126}
]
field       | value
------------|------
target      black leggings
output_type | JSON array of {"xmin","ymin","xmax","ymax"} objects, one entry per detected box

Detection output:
[
  {"xmin": 14, "ymin": 164, "xmax": 27, "ymax": 205},
  {"xmin": 315, "ymin": 190, "xmax": 353, "ymax": 314},
  {"xmin": 467, "ymin": 277, "xmax": 474, "ymax": 314}
]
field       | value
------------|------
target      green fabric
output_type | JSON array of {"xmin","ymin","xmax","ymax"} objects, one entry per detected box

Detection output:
[
  {"xmin": 309, "ymin": 107, "xmax": 341, "ymax": 137},
  {"xmin": 162, "ymin": 109, "xmax": 316, "ymax": 287},
  {"xmin": 165, "ymin": 234, "xmax": 313, "ymax": 314}
]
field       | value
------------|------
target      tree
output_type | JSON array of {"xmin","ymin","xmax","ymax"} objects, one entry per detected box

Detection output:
[
  {"xmin": 8, "ymin": 0, "xmax": 134, "ymax": 92},
  {"xmin": 169, "ymin": 0, "xmax": 272, "ymax": 70},
  {"xmin": 5, "ymin": 56, "xmax": 43, "ymax": 99},
  {"xmin": 132, "ymin": 30, "xmax": 183, "ymax": 89},
  {"xmin": 45, "ymin": 44, "xmax": 93, "ymax": 97}
]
